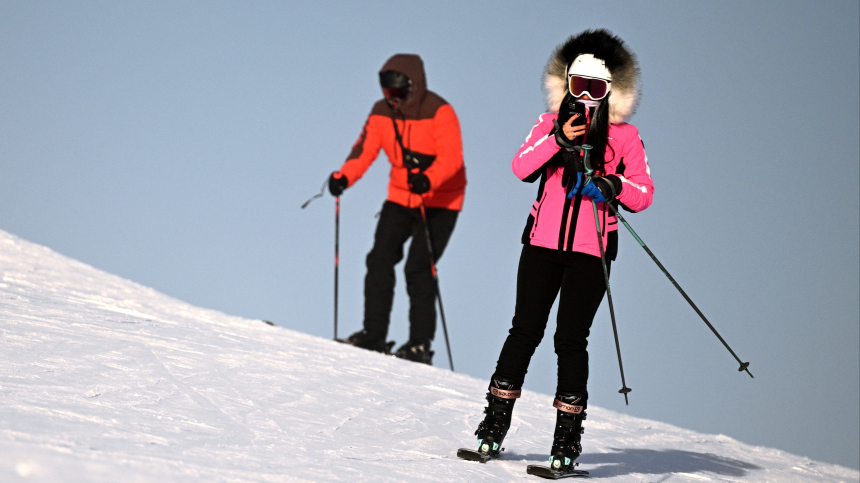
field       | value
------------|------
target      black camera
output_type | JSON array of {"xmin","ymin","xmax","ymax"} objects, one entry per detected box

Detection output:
[{"xmin": 402, "ymin": 148, "xmax": 436, "ymax": 172}]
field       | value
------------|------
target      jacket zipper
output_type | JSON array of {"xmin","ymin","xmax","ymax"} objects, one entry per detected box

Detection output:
[{"xmin": 531, "ymin": 191, "xmax": 547, "ymax": 238}]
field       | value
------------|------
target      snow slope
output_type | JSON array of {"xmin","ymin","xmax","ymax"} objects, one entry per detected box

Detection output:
[{"xmin": 0, "ymin": 229, "xmax": 856, "ymax": 483}]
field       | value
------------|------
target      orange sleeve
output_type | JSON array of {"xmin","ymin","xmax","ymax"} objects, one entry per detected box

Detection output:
[
  {"xmin": 338, "ymin": 114, "xmax": 382, "ymax": 188},
  {"xmin": 423, "ymin": 104, "xmax": 463, "ymax": 190}
]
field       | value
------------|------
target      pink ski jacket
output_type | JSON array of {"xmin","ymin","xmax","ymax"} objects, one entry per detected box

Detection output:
[{"xmin": 512, "ymin": 113, "xmax": 654, "ymax": 258}]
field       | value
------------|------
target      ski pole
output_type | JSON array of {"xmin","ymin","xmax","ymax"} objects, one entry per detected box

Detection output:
[
  {"xmin": 301, "ymin": 178, "xmax": 339, "ymax": 340},
  {"xmin": 582, "ymin": 144, "xmax": 632, "ymax": 404},
  {"xmin": 300, "ymin": 179, "xmax": 327, "ymax": 209},
  {"xmin": 605, "ymin": 203, "xmax": 753, "ymax": 378},
  {"xmin": 334, "ymin": 196, "xmax": 339, "ymax": 340},
  {"xmin": 418, "ymin": 198, "xmax": 455, "ymax": 372}
]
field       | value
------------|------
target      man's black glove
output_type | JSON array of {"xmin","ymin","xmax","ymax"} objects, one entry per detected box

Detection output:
[
  {"xmin": 328, "ymin": 172, "xmax": 348, "ymax": 196},
  {"xmin": 407, "ymin": 172, "xmax": 430, "ymax": 194}
]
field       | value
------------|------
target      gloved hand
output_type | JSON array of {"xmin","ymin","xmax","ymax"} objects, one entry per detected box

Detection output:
[
  {"xmin": 328, "ymin": 172, "xmax": 348, "ymax": 196},
  {"xmin": 575, "ymin": 175, "xmax": 622, "ymax": 202},
  {"xmin": 408, "ymin": 172, "xmax": 430, "ymax": 194},
  {"xmin": 561, "ymin": 151, "xmax": 584, "ymax": 189},
  {"xmin": 566, "ymin": 171, "xmax": 584, "ymax": 197}
]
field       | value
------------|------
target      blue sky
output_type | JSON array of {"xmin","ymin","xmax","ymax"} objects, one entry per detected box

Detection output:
[{"xmin": 1, "ymin": 0, "xmax": 858, "ymax": 470}]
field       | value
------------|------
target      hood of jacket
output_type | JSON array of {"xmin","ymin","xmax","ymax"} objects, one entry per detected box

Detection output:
[
  {"xmin": 379, "ymin": 53, "xmax": 428, "ymax": 118},
  {"xmin": 544, "ymin": 29, "xmax": 640, "ymax": 124}
]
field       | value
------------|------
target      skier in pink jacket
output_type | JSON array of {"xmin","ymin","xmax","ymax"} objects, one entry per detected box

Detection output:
[{"xmin": 466, "ymin": 30, "xmax": 654, "ymax": 472}]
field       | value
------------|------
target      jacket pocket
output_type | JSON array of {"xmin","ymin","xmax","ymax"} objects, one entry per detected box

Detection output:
[{"xmin": 530, "ymin": 191, "xmax": 547, "ymax": 238}]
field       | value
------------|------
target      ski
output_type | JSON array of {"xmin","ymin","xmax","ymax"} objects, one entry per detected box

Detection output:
[
  {"xmin": 456, "ymin": 447, "xmax": 495, "ymax": 463},
  {"xmin": 526, "ymin": 464, "xmax": 588, "ymax": 479},
  {"xmin": 335, "ymin": 338, "xmax": 395, "ymax": 354}
]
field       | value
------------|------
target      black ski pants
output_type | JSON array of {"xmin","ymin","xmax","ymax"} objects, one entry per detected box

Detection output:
[
  {"xmin": 364, "ymin": 200, "xmax": 458, "ymax": 342},
  {"xmin": 494, "ymin": 243, "xmax": 608, "ymax": 396}
]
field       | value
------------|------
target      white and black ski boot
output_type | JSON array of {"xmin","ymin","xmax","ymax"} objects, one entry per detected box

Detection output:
[{"xmin": 394, "ymin": 339, "xmax": 434, "ymax": 364}]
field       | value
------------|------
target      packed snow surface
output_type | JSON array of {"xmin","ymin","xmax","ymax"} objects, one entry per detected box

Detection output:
[{"xmin": 0, "ymin": 229, "xmax": 856, "ymax": 483}]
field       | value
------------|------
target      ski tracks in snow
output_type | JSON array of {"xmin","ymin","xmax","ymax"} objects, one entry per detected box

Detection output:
[{"xmin": 1, "ymin": 230, "xmax": 857, "ymax": 482}]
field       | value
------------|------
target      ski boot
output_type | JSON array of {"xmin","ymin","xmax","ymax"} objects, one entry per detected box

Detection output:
[
  {"xmin": 458, "ymin": 377, "xmax": 521, "ymax": 462},
  {"xmin": 343, "ymin": 329, "xmax": 393, "ymax": 353},
  {"xmin": 548, "ymin": 391, "xmax": 587, "ymax": 473},
  {"xmin": 393, "ymin": 339, "xmax": 434, "ymax": 364}
]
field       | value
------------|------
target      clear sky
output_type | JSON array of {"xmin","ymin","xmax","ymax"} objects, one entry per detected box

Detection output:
[{"xmin": 1, "ymin": 0, "xmax": 858, "ymax": 470}]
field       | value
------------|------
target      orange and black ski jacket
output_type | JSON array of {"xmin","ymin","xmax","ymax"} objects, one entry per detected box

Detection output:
[{"xmin": 337, "ymin": 54, "xmax": 466, "ymax": 211}]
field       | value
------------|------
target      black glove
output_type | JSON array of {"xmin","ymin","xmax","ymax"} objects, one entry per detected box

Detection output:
[
  {"xmin": 328, "ymin": 172, "xmax": 348, "ymax": 196},
  {"xmin": 560, "ymin": 148, "xmax": 583, "ymax": 190},
  {"xmin": 580, "ymin": 175, "xmax": 623, "ymax": 203},
  {"xmin": 407, "ymin": 172, "xmax": 430, "ymax": 194}
]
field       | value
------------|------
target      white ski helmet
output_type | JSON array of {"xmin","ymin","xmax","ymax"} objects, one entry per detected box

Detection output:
[{"xmin": 568, "ymin": 54, "xmax": 611, "ymax": 82}]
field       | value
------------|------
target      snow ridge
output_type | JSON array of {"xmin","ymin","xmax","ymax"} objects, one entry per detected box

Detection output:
[{"xmin": 0, "ymin": 230, "xmax": 856, "ymax": 482}]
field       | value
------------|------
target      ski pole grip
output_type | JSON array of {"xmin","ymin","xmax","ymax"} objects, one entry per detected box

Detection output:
[{"xmin": 582, "ymin": 144, "xmax": 594, "ymax": 177}]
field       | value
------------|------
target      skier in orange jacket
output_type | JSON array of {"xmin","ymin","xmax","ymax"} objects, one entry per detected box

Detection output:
[{"xmin": 328, "ymin": 53, "xmax": 466, "ymax": 364}]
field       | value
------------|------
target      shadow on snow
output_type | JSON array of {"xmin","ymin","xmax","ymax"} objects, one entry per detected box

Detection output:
[{"xmin": 504, "ymin": 448, "xmax": 762, "ymax": 478}]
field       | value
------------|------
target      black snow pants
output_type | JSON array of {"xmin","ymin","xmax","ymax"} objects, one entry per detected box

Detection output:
[
  {"xmin": 363, "ymin": 200, "xmax": 458, "ymax": 341},
  {"xmin": 493, "ymin": 243, "xmax": 609, "ymax": 395}
]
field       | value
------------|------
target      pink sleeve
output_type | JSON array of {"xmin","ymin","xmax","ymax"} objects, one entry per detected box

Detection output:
[
  {"xmin": 511, "ymin": 114, "xmax": 561, "ymax": 180},
  {"xmin": 615, "ymin": 128, "xmax": 654, "ymax": 213}
]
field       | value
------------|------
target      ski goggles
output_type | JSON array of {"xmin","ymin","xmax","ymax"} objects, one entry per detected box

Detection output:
[
  {"xmin": 382, "ymin": 87, "xmax": 410, "ymax": 101},
  {"xmin": 568, "ymin": 75, "xmax": 611, "ymax": 100}
]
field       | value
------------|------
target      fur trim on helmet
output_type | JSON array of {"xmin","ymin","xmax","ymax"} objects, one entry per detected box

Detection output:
[{"xmin": 544, "ymin": 29, "xmax": 640, "ymax": 124}]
